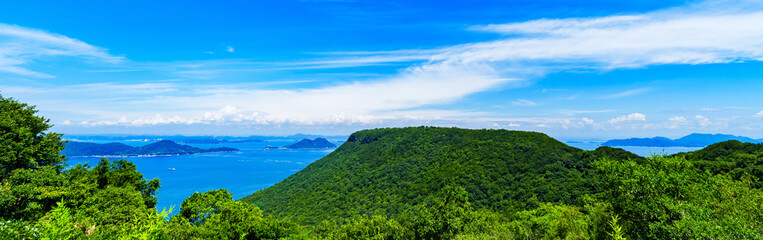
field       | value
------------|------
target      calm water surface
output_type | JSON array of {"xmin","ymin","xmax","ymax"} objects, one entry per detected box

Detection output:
[{"xmin": 66, "ymin": 140, "xmax": 336, "ymax": 212}]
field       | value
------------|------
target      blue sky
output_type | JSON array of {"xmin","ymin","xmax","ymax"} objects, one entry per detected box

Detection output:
[{"xmin": 2, "ymin": 0, "xmax": 763, "ymax": 139}]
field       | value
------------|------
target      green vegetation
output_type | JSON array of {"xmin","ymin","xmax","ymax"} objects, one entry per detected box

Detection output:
[
  {"xmin": 3, "ymin": 94, "xmax": 763, "ymax": 239},
  {"xmin": 242, "ymin": 127, "xmax": 638, "ymax": 224},
  {"xmin": 671, "ymin": 140, "xmax": 763, "ymax": 187}
]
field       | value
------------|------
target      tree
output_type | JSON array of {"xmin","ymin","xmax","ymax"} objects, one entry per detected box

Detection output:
[
  {"xmin": 0, "ymin": 95, "xmax": 67, "ymax": 220},
  {"xmin": 594, "ymin": 155, "xmax": 763, "ymax": 239},
  {"xmin": 167, "ymin": 189, "xmax": 298, "ymax": 239},
  {"xmin": 0, "ymin": 95, "xmax": 66, "ymax": 180}
]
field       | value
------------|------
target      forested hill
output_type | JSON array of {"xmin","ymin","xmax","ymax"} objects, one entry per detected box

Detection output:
[
  {"xmin": 62, "ymin": 140, "xmax": 238, "ymax": 157},
  {"xmin": 285, "ymin": 138, "xmax": 336, "ymax": 149},
  {"xmin": 241, "ymin": 126, "xmax": 641, "ymax": 224},
  {"xmin": 266, "ymin": 138, "xmax": 337, "ymax": 149},
  {"xmin": 671, "ymin": 140, "xmax": 763, "ymax": 187}
]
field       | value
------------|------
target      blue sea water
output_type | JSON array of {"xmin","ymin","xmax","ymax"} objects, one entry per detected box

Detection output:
[{"xmin": 66, "ymin": 140, "xmax": 337, "ymax": 213}]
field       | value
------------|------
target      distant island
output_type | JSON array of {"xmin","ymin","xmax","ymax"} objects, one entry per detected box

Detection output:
[
  {"xmin": 63, "ymin": 136, "xmax": 265, "ymax": 145},
  {"xmin": 265, "ymin": 138, "xmax": 337, "ymax": 150},
  {"xmin": 171, "ymin": 138, "xmax": 264, "ymax": 144},
  {"xmin": 603, "ymin": 133, "xmax": 762, "ymax": 147},
  {"xmin": 62, "ymin": 140, "xmax": 238, "ymax": 157}
]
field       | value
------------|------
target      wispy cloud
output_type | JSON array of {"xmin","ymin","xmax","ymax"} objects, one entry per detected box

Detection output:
[
  {"xmin": 755, "ymin": 110, "xmax": 763, "ymax": 117},
  {"xmin": 696, "ymin": 114, "xmax": 713, "ymax": 127},
  {"xmin": 666, "ymin": 116, "xmax": 689, "ymax": 129},
  {"xmin": 14, "ymin": 63, "xmax": 515, "ymax": 126},
  {"xmin": 559, "ymin": 109, "xmax": 614, "ymax": 115},
  {"xmin": 459, "ymin": 2, "xmax": 763, "ymax": 69},
  {"xmin": 0, "ymin": 23, "xmax": 123, "ymax": 78},
  {"xmin": 512, "ymin": 99, "xmax": 538, "ymax": 106},
  {"xmin": 669, "ymin": 116, "xmax": 687, "ymax": 122},
  {"xmin": 226, "ymin": 46, "xmax": 235, "ymax": 53},
  {"xmin": 601, "ymin": 88, "xmax": 650, "ymax": 99}
]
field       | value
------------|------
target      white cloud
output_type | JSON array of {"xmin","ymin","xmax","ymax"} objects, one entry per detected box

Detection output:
[
  {"xmin": 37, "ymin": 63, "xmax": 515, "ymax": 126},
  {"xmin": 695, "ymin": 115, "xmax": 713, "ymax": 127},
  {"xmin": 601, "ymin": 88, "xmax": 650, "ymax": 99},
  {"xmin": 456, "ymin": 2, "xmax": 763, "ymax": 69},
  {"xmin": 582, "ymin": 117, "xmax": 594, "ymax": 124},
  {"xmin": 668, "ymin": 116, "xmax": 688, "ymax": 129},
  {"xmin": 0, "ymin": 23, "xmax": 123, "ymax": 78},
  {"xmin": 226, "ymin": 46, "xmax": 235, "ymax": 53},
  {"xmin": 512, "ymin": 99, "xmax": 538, "ymax": 106},
  {"xmin": 755, "ymin": 110, "xmax": 763, "ymax": 117},
  {"xmin": 608, "ymin": 113, "xmax": 646, "ymax": 123},
  {"xmin": 669, "ymin": 116, "xmax": 687, "ymax": 122}
]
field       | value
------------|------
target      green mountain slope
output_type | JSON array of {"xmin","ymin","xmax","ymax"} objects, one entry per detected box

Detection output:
[
  {"xmin": 671, "ymin": 140, "xmax": 763, "ymax": 187},
  {"xmin": 241, "ymin": 126, "xmax": 640, "ymax": 224}
]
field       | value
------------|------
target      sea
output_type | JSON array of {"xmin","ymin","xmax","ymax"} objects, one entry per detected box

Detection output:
[{"xmin": 66, "ymin": 139, "xmax": 339, "ymax": 213}]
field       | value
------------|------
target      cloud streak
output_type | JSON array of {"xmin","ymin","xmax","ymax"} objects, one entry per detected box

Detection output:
[
  {"xmin": 601, "ymin": 88, "xmax": 650, "ymax": 99},
  {"xmin": 0, "ymin": 23, "xmax": 123, "ymax": 78}
]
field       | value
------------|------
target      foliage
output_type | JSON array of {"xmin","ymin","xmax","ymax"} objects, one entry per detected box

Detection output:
[
  {"xmin": 165, "ymin": 189, "xmax": 299, "ymax": 239},
  {"xmin": 606, "ymin": 215, "xmax": 625, "ymax": 240},
  {"xmin": 0, "ymin": 219, "xmax": 41, "ymax": 239},
  {"xmin": 505, "ymin": 203, "xmax": 590, "ymax": 240},
  {"xmin": 672, "ymin": 140, "xmax": 763, "ymax": 188},
  {"xmin": 0, "ymin": 95, "xmax": 66, "ymax": 180},
  {"xmin": 594, "ymin": 155, "xmax": 763, "ymax": 239},
  {"xmin": 0, "ymin": 95, "xmax": 67, "ymax": 220},
  {"xmin": 36, "ymin": 201, "xmax": 84, "ymax": 239},
  {"xmin": 242, "ymin": 127, "xmax": 635, "ymax": 224}
]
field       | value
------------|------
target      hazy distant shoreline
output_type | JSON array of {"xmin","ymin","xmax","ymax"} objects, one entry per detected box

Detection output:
[{"xmin": 65, "ymin": 149, "xmax": 239, "ymax": 158}]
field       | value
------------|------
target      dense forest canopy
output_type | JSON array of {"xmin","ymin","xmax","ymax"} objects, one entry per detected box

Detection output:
[
  {"xmin": 242, "ymin": 127, "xmax": 642, "ymax": 224},
  {"xmin": 2, "ymin": 95, "xmax": 763, "ymax": 239}
]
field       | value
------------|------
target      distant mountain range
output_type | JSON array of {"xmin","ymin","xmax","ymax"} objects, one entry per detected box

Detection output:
[
  {"xmin": 62, "ymin": 140, "xmax": 238, "ymax": 157},
  {"xmin": 265, "ymin": 138, "xmax": 337, "ymax": 150},
  {"xmin": 602, "ymin": 133, "xmax": 762, "ymax": 147},
  {"xmin": 62, "ymin": 134, "xmax": 347, "ymax": 145}
]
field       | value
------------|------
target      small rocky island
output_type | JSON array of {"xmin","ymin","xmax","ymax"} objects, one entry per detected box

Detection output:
[
  {"xmin": 265, "ymin": 138, "xmax": 337, "ymax": 150},
  {"xmin": 62, "ymin": 140, "xmax": 238, "ymax": 157}
]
